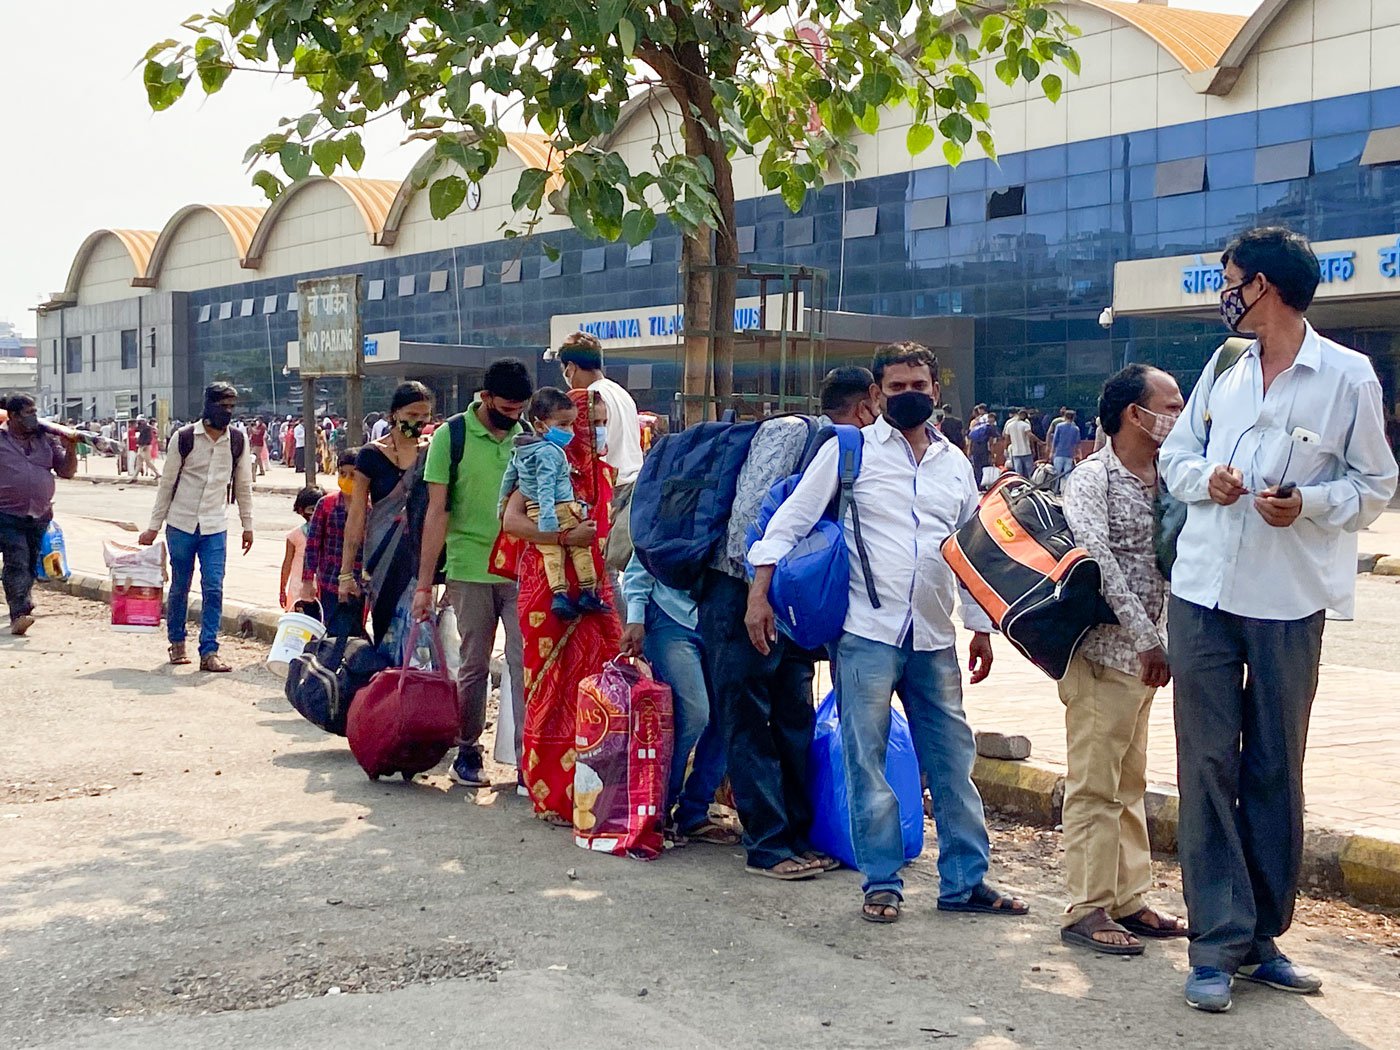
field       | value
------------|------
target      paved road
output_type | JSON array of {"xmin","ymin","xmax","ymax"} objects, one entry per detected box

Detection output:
[{"xmin": 3, "ymin": 593, "xmax": 1397, "ymax": 1050}]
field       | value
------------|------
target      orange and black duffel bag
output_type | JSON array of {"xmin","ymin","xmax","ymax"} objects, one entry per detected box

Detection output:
[{"xmin": 941, "ymin": 474, "xmax": 1115, "ymax": 680}]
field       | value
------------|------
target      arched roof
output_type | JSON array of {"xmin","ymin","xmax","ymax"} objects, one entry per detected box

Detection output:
[
  {"xmin": 1078, "ymin": 1, "xmax": 1249, "ymax": 75},
  {"xmin": 1214, "ymin": 0, "xmax": 1293, "ymax": 71},
  {"xmin": 378, "ymin": 132, "xmax": 566, "ymax": 246},
  {"xmin": 242, "ymin": 176, "xmax": 401, "ymax": 267},
  {"xmin": 57, "ymin": 228, "xmax": 160, "ymax": 303},
  {"xmin": 136, "ymin": 203, "xmax": 267, "ymax": 286}
]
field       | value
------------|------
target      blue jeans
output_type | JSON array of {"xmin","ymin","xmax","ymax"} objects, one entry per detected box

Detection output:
[
  {"xmin": 643, "ymin": 603, "xmax": 726, "ymax": 830},
  {"xmin": 835, "ymin": 632, "xmax": 990, "ymax": 901},
  {"xmin": 166, "ymin": 526, "xmax": 226, "ymax": 656},
  {"xmin": 1010, "ymin": 454, "xmax": 1034, "ymax": 478}
]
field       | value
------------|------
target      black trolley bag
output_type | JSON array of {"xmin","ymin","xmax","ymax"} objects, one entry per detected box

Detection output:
[
  {"xmin": 941, "ymin": 474, "xmax": 1115, "ymax": 681},
  {"xmin": 284, "ymin": 600, "xmax": 392, "ymax": 735}
]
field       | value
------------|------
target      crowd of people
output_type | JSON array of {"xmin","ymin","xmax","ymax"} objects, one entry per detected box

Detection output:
[{"xmin": 4, "ymin": 225, "xmax": 1397, "ymax": 1015}]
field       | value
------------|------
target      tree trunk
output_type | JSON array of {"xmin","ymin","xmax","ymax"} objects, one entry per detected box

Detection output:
[{"xmin": 680, "ymin": 230, "xmax": 713, "ymax": 427}]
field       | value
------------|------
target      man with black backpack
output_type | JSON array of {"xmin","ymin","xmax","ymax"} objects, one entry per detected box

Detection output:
[
  {"xmin": 748, "ymin": 344, "xmax": 1027, "ymax": 924},
  {"xmin": 139, "ymin": 382, "xmax": 252, "ymax": 673}
]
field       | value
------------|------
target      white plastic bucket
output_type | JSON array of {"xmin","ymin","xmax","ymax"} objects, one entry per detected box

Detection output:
[{"xmin": 267, "ymin": 612, "xmax": 326, "ymax": 672}]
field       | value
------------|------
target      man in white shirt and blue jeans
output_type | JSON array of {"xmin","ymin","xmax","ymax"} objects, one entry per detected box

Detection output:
[
  {"xmin": 1162, "ymin": 227, "xmax": 1397, "ymax": 1012},
  {"xmin": 748, "ymin": 343, "xmax": 1028, "ymax": 924}
]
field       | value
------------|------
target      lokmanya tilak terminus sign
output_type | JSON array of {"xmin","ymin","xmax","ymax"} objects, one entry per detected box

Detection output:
[{"xmin": 296, "ymin": 274, "xmax": 363, "ymax": 377}]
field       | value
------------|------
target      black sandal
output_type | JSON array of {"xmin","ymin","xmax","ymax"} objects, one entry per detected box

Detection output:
[
  {"xmin": 937, "ymin": 882, "xmax": 1030, "ymax": 916},
  {"xmin": 862, "ymin": 890, "xmax": 902, "ymax": 924}
]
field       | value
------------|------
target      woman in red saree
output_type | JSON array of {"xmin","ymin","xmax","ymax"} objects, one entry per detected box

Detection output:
[{"xmin": 501, "ymin": 386, "xmax": 620, "ymax": 823}]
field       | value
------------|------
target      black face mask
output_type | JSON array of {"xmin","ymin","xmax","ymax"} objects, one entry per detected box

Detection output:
[
  {"xmin": 204, "ymin": 405, "xmax": 234, "ymax": 430},
  {"xmin": 396, "ymin": 418, "xmax": 425, "ymax": 438},
  {"xmin": 485, "ymin": 405, "xmax": 517, "ymax": 431},
  {"xmin": 884, "ymin": 391, "xmax": 935, "ymax": 431}
]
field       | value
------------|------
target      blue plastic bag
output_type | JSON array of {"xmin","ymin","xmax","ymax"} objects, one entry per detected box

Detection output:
[
  {"xmin": 807, "ymin": 690, "xmax": 925, "ymax": 871},
  {"xmin": 35, "ymin": 520, "xmax": 70, "ymax": 581}
]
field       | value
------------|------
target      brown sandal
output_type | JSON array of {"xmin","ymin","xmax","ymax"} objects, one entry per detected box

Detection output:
[
  {"xmin": 1118, "ymin": 907, "xmax": 1190, "ymax": 939},
  {"xmin": 682, "ymin": 820, "xmax": 741, "ymax": 846},
  {"xmin": 1061, "ymin": 908, "xmax": 1144, "ymax": 956},
  {"xmin": 199, "ymin": 652, "xmax": 232, "ymax": 673},
  {"xmin": 168, "ymin": 643, "xmax": 191, "ymax": 666}
]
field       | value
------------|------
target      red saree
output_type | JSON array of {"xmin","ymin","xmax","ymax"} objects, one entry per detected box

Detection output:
[{"xmin": 520, "ymin": 388, "xmax": 621, "ymax": 822}]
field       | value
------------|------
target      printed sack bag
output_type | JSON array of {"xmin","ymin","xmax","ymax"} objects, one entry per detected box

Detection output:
[{"xmin": 573, "ymin": 658, "xmax": 674, "ymax": 860}]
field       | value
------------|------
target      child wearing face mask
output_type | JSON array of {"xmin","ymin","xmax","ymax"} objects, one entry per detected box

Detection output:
[
  {"xmin": 281, "ymin": 487, "xmax": 323, "ymax": 613},
  {"xmin": 302, "ymin": 449, "xmax": 362, "ymax": 627},
  {"xmin": 499, "ymin": 387, "xmax": 608, "ymax": 621}
]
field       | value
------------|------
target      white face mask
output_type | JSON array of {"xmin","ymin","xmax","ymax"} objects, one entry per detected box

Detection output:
[{"xmin": 1135, "ymin": 406, "xmax": 1178, "ymax": 445}]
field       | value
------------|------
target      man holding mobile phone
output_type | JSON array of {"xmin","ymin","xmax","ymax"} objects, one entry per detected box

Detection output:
[{"xmin": 1160, "ymin": 228, "xmax": 1397, "ymax": 1013}]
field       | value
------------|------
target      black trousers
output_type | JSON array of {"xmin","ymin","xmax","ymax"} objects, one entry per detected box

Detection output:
[
  {"xmin": 1168, "ymin": 596, "xmax": 1325, "ymax": 972},
  {"xmin": 697, "ymin": 568, "xmax": 817, "ymax": 869},
  {"xmin": 0, "ymin": 511, "xmax": 46, "ymax": 623}
]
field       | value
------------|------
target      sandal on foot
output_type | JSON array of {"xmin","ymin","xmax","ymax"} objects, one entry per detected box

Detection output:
[
  {"xmin": 802, "ymin": 850, "xmax": 842, "ymax": 872},
  {"xmin": 199, "ymin": 652, "xmax": 232, "ymax": 673},
  {"xmin": 1118, "ymin": 907, "xmax": 1190, "ymax": 939},
  {"xmin": 683, "ymin": 820, "xmax": 741, "ymax": 846},
  {"xmin": 862, "ymin": 890, "xmax": 902, "ymax": 924},
  {"xmin": 168, "ymin": 643, "xmax": 192, "ymax": 666},
  {"xmin": 745, "ymin": 857, "xmax": 820, "ymax": 881},
  {"xmin": 1061, "ymin": 908, "xmax": 1145, "ymax": 956},
  {"xmin": 938, "ymin": 882, "xmax": 1030, "ymax": 916}
]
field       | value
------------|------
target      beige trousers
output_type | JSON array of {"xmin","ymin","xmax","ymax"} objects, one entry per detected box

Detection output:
[{"xmin": 1057, "ymin": 652, "xmax": 1157, "ymax": 927}]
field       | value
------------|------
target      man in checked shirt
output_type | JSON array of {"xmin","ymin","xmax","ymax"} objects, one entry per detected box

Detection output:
[{"xmin": 1057, "ymin": 364, "xmax": 1190, "ymax": 958}]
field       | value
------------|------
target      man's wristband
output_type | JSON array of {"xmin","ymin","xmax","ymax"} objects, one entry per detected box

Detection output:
[{"xmin": 415, "ymin": 585, "xmax": 433, "ymax": 595}]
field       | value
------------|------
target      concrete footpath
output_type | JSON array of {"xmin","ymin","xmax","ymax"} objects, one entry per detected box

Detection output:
[{"xmin": 72, "ymin": 448, "xmax": 337, "ymax": 495}]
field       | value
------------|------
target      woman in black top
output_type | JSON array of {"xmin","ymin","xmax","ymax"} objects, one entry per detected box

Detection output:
[{"xmin": 340, "ymin": 382, "xmax": 434, "ymax": 647}]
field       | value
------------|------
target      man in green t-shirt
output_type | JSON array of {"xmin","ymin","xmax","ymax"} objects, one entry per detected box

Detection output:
[{"xmin": 414, "ymin": 359, "xmax": 533, "ymax": 788}]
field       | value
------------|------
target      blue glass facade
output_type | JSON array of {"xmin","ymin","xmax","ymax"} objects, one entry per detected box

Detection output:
[{"xmin": 185, "ymin": 86, "xmax": 1400, "ymax": 419}]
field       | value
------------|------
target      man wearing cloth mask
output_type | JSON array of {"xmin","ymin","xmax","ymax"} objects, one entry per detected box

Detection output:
[
  {"xmin": 140, "ymin": 382, "xmax": 254, "ymax": 672},
  {"xmin": 1162, "ymin": 227, "xmax": 1397, "ymax": 1012},
  {"xmin": 0, "ymin": 392, "xmax": 78, "ymax": 635},
  {"xmin": 1056, "ymin": 365, "xmax": 1189, "ymax": 958},
  {"xmin": 748, "ymin": 343, "xmax": 1027, "ymax": 924}
]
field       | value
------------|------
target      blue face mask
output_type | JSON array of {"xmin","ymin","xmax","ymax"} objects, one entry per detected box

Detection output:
[
  {"xmin": 543, "ymin": 425, "xmax": 574, "ymax": 448},
  {"xmin": 594, "ymin": 426, "xmax": 608, "ymax": 450}
]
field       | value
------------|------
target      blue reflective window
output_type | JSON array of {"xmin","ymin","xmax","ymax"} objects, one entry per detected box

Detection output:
[
  {"xmin": 1313, "ymin": 132, "xmax": 1367, "ymax": 172},
  {"xmin": 1068, "ymin": 137, "xmax": 1112, "ymax": 175},
  {"xmin": 947, "ymin": 224, "xmax": 983, "ymax": 255},
  {"xmin": 1259, "ymin": 103, "xmax": 1312, "ymax": 146},
  {"xmin": 991, "ymin": 153, "xmax": 1026, "ymax": 186},
  {"xmin": 1067, "ymin": 171, "xmax": 1111, "ymax": 209},
  {"xmin": 1209, "ymin": 148, "xmax": 1257, "ymax": 189},
  {"xmin": 910, "ymin": 165, "xmax": 949, "ymax": 199},
  {"xmin": 1374, "ymin": 87, "xmax": 1400, "ymax": 130},
  {"xmin": 1314, "ymin": 93, "xmax": 1370, "ymax": 136},
  {"xmin": 1127, "ymin": 164, "xmax": 1158, "ymax": 200},
  {"xmin": 1158, "ymin": 121, "xmax": 1205, "ymax": 162},
  {"xmin": 1205, "ymin": 186, "xmax": 1258, "ymax": 230},
  {"xmin": 1206, "ymin": 112, "xmax": 1258, "ymax": 154},
  {"xmin": 1026, "ymin": 210, "xmax": 1067, "ymax": 245},
  {"xmin": 949, "ymin": 190, "xmax": 984, "ymax": 225},
  {"xmin": 1025, "ymin": 178, "xmax": 1066, "ymax": 213},
  {"xmin": 1157, "ymin": 192, "xmax": 1206, "ymax": 233},
  {"xmin": 1124, "ymin": 129, "xmax": 1157, "ymax": 166},
  {"xmin": 950, "ymin": 158, "xmax": 988, "ymax": 191},
  {"xmin": 1026, "ymin": 144, "xmax": 1067, "ymax": 180},
  {"xmin": 1130, "ymin": 199, "xmax": 1158, "ymax": 234},
  {"xmin": 1067, "ymin": 205, "xmax": 1111, "ymax": 236}
]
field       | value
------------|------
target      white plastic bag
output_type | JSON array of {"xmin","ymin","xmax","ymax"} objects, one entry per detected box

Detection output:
[
  {"xmin": 493, "ymin": 660, "xmax": 517, "ymax": 766},
  {"xmin": 436, "ymin": 603, "xmax": 463, "ymax": 676}
]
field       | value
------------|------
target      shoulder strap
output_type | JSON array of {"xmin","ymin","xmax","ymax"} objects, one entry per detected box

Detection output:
[
  {"xmin": 831, "ymin": 425, "xmax": 880, "ymax": 610},
  {"xmin": 1203, "ymin": 336, "xmax": 1252, "ymax": 445},
  {"xmin": 177, "ymin": 424, "xmax": 194, "ymax": 460},
  {"xmin": 231, "ymin": 428, "xmax": 244, "ymax": 465},
  {"xmin": 447, "ymin": 413, "xmax": 467, "ymax": 504}
]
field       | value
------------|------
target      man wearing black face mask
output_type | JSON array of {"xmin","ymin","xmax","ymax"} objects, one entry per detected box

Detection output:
[
  {"xmin": 140, "ymin": 381, "xmax": 253, "ymax": 672},
  {"xmin": 749, "ymin": 343, "xmax": 1025, "ymax": 923}
]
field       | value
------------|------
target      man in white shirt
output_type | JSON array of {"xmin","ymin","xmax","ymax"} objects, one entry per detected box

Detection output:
[
  {"xmin": 554, "ymin": 331, "xmax": 645, "ymax": 572},
  {"xmin": 1005, "ymin": 409, "xmax": 1035, "ymax": 478},
  {"xmin": 370, "ymin": 413, "xmax": 390, "ymax": 441},
  {"xmin": 748, "ymin": 343, "xmax": 1027, "ymax": 924},
  {"xmin": 138, "ymin": 382, "xmax": 254, "ymax": 673},
  {"xmin": 1161, "ymin": 227, "xmax": 1397, "ymax": 1013},
  {"xmin": 293, "ymin": 420, "xmax": 306, "ymax": 473}
]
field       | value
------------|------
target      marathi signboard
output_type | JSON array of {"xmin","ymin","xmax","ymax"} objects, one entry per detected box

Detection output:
[
  {"xmin": 549, "ymin": 294, "xmax": 805, "ymax": 351},
  {"xmin": 295, "ymin": 274, "xmax": 362, "ymax": 377}
]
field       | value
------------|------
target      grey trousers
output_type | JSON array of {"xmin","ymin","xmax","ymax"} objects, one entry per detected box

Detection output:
[
  {"xmin": 1168, "ymin": 596, "xmax": 1324, "ymax": 972},
  {"xmin": 447, "ymin": 580, "xmax": 526, "ymax": 764}
]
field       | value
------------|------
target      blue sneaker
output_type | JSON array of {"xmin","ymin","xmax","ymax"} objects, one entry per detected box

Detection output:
[
  {"xmin": 550, "ymin": 593, "xmax": 581, "ymax": 621},
  {"xmin": 1184, "ymin": 967, "xmax": 1233, "ymax": 1013},
  {"xmin": 449, "ymin": 748, "xmax": 490, "ymax": 787},
  {"xmin": 1238, "ymin": 956, "xmax": 1322, "ymax": 994}
]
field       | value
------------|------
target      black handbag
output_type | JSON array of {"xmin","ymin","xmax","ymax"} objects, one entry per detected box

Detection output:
[{"xmin": 284, "ymin": 601, "xmax": 391, "ymax": 736}]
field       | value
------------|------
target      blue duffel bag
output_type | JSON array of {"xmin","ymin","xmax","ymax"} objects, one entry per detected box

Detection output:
[{"xmin": 807, "ymin": 690, "xmax": 925, "ymax": 871}]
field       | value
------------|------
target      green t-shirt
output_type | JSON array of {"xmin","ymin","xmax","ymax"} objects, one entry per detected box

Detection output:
[{"xmin": 424, "ymin": 403, "xmax": 521, "ymax": 584}]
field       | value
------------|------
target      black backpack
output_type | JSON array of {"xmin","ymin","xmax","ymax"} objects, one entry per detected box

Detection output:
[
  {"xmin": 403, "ymin": 413, "xmax": 472, "ymax": 585},
  {"xmin": 174, "ymin": 423, "xmax": 247, "ymax": 505},
  {"xmin": 284, "ymin": 602, "xmax": 392, "ymax": 736}
]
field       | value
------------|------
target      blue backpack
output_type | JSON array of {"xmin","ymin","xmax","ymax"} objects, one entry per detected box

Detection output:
[
  {"xmin": 632, "ymin": 413, "xmax": 820, "ymax": 591},
  {"xmin": 745, "ymin": 424, "xmax": 880, "ymax": 650}
]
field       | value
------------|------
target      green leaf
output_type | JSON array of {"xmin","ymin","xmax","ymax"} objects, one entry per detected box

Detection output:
[
  {"xmin": 429, "ymin": 175, "xmax": 468, "ymax": 219},
  {"xmin": 620, "ymin": 207, "xmax": 656, "ymax": 247},
  {"xmin": 510, "ymin": 167, "xmax": 550, "ymax": 212},
  {"xmin": 251, "ymin": 169, "xmax": 285, "ymax": 200},
  {"xmin": 942, "ymin": 140, "xmax": 964, "ymax": 167},
  {"xmin": 1020, "ymin": 54, "xmax": 1041, "ymax": 81},
  {"xmin": 1043, "ymin": 73, "xmax": 1063, "ymax": 103},
  {"xmin": 279, "ymin": 142, "xmax": 312, "ymax": 181},
  {"xmin": 597, "ymin": 0, "xmax": 626, "ymax": 33},
  {"xmin": 977, "ymin": 130, "xmax": 997, "ymax": 162},
  {"xmin": 618, "ymin": 17, "xmax": 637, "ymax": 56},
  {"xmin": 994, "ymin": 57, "xmax": 1018, "ymax": 86},
  {"xmin": 342, "ymin": 132, "xmax": 365, "ymax": 170},
  {"xmin": 951, "ymin": 74, "xmax": 977, "ymax": 105},
  {"xmin": 1060, "ymin": 47, "xmax": 1082, "ymax": 76},
  {"xmin": 310, "ymin": 137, "xmax": 341, "ymax": 175},
  {"xmin": 906, "ymin": 123, "xmax": 935, "ymax": 155}
]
